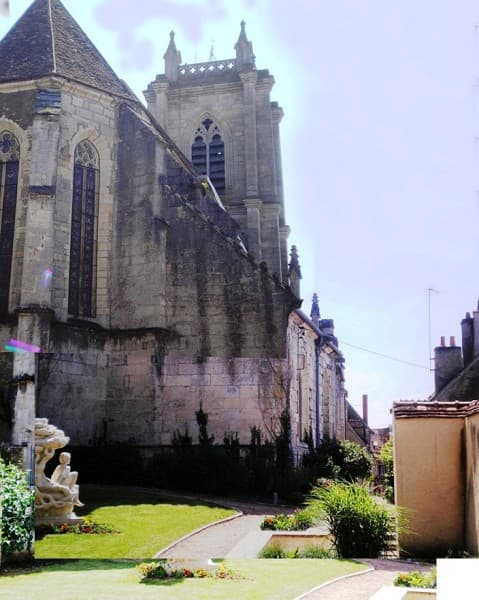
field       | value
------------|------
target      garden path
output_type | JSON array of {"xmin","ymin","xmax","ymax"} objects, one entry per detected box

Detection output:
[
  {"xmin": 152, "ymin": 492, "xmax": 431, "ymax": 599},
  {"xmin": 299, "ymin": 559, "xmax": 432, "ymax": 600},
  {"xmin": 154, "ymin": 496, "xmax": 290, "ymax": 559}
]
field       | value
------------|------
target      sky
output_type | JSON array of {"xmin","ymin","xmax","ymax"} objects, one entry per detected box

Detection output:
[{"xmin": 2, "ymin": 0, "xmax": 479, "ymax": 427}]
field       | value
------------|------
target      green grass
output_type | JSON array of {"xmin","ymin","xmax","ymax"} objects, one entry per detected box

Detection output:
[
  {"xmin": 0, "ymin": 558, "xmax": 367, "ymax": 600},
  {"xmin": 35, "ymin": 485, "xmax": 236, "ymax": 559}
]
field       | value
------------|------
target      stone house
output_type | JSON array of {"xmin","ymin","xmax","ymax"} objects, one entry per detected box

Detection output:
[{"xmin": 0, "ymin": 0, "xmax": 348, "ymax": 465}]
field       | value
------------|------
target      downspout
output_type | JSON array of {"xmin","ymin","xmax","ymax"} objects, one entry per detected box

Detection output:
[{"xmin": 314, "ymin": 334, "xmax": 323, "ymax": 446}]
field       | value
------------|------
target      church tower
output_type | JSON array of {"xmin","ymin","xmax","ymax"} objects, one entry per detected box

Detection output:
[{"xmin": 145, "ymin": 23, "xmax": 289, "ymax": 281}]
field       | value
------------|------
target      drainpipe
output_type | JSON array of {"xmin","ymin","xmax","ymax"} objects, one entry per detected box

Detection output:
[{"xmin": 314, "ymin": 334, "xmax": 323, "ymax": 446}]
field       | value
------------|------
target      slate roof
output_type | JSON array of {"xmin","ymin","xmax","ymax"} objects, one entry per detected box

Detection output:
[{"xmin": 0, "ymin": 0, "xmax": 135, "ymax": 99}]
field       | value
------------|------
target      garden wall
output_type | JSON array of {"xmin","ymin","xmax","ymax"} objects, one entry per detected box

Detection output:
[{"xmin": 393, "ymin": 400, "xmax": 479, "ymax": 556}]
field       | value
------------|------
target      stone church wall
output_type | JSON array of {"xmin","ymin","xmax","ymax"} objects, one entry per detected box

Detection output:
[
  {"xmin": 52, "ymin": 84, "xmax": 117, "ymax": 325},
  {"xmin": 0, "ymin": 90, "xmax": 35, "ymax": 312},
  {"xmin": 112, "ymin": 104, "xmax": 167, "ymax": 330}
]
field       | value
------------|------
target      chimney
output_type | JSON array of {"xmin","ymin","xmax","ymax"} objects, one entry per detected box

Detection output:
[
  {"xmin": 473, "ymin": 301, "xmax": 479, "ymax": 358},
  {"xmin": 434, "ymin": 336, "xmax": 463, "ymax": 394},
  {"xmin": 362, "ymin": 394, "xmax": 368, "ymax": 425},
  {"xmin": 320, "ymin": 318, "xmax": 334, "ymax": 337},
  {"xmin": 461, "ymin": 312, "xmax": 474, "ymax": 367}
]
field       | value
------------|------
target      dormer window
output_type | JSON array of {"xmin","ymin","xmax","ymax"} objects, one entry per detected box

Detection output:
[{"xmin": 191, "ymin": 118, "xmax": 225, "ymax": 195}]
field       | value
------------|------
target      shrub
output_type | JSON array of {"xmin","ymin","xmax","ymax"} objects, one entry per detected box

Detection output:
[
  {"xmin": 258, "ymin": 544, "xmax": 287, "ymax": 558},
  {"xmin": 0, "ymin": 457, "xmax": 34, "ymax": 561},
  {"xmin": 258, "ymin": 543, "xmax": 335, "ymax": 559},
  {"xmin": 394, "ymin": 569, "xmax": 436, "ymax": 589},
  {"xmin": 305, "ymin": 479, "xmax": 397, "ymax": 558},
  {"xmin": 298, "ymin": 545, "xmax": 335, "ymax": 559}
]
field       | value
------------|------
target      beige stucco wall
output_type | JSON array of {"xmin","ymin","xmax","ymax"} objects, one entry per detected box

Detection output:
[
  {"xmin": 465, "ymin": 412, "xmax": 479, "ymax": 554},
  {"xmin": 394, "ymin": 416, "xmax": 465, "ymax": 556}
]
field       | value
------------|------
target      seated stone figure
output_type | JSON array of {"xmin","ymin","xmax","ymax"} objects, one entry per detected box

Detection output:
[
  {"xmin": 51, "ymin": 452, "xmax": 83, "ymax": 507},
  {"xmin": 34, "ymin": 417, "xmax": 83, "ymax": 524}
]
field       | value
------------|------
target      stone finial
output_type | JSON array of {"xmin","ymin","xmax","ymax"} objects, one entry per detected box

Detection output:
[
  {"xmin": 288, "ymin": 245, "xmax": 302, "ymax": 298},
  {"xmin": 310, "ymin": 293, "xmax": 321, "ymax": 326},
  {"xmin": 235, "ymin": 20, "xmax": 255, "ymax": 69},
  {"xmin": 289, "ymin": 245, "xmax": 302, "ymax": 276},
  {"xmin": 164, "ymin": 30, "xmax": 182, "ymax": 81}
]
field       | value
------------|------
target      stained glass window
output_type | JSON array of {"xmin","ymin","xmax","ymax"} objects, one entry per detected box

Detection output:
[
  {"xmin": 68, "ymin": 140, "xmax": 99, "ymax": 317},
  {"xmin": 0, "ymin": 131, "xmax": 19, "ymax": 316},
  {"xmin": 191, "ymin": 119, "xmax": 225, "ymax": 195}
]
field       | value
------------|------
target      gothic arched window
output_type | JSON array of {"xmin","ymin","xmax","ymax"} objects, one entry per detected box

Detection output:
[
  {"xmin": 191, "ymin": 118, "xmax": 225, "ymax": 195},
  {"xmin": 68, "ymin": 140, "xmax": 99, "ymax": 318},
  {"xmin": 0, "ymin": 131, "xmax": 20, "ymax": 316}
]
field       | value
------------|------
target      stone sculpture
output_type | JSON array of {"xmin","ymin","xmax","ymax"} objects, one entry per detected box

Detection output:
[{"xmin": 34, "ymin": 417, "xmax": 83, "ymax": 525}]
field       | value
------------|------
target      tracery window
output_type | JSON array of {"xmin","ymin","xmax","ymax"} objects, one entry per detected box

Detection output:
[
  {"xmin": 68, "ymin": 140, "xmax": 99, "ymax": 317},
  {"xmin": 0, "ymin": 131, "xmax": 20, "ymax": 316},
  {"xmin": 191, "ymin": 118, "xmax": 225, "ymax": 195}
]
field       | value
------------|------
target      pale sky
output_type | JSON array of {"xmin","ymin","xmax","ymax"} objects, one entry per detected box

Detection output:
[{"xmin": 2, "ymin": 0, "xmax": 479, "ymax": 427}]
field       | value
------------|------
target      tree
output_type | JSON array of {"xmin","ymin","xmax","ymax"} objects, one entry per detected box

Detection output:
[{"xmin": 378, "ymin": 438, "xmax": 394, "ymax": 502}]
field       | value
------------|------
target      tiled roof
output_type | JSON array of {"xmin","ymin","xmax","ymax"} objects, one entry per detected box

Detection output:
[
  {"xmin": 0, "ymin": 0, "xmax": 135, "ymax": 99},
  {"xmin": 393, "ymin": 399, "xmax": 479, "ymax": 418}
]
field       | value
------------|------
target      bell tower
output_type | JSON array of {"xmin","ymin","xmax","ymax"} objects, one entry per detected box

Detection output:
[{"xmin": 145, "ymin": 22, "xmax": 289, "ymax": 282}]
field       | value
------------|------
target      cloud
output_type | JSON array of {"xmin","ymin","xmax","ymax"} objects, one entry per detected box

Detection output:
[{"xmin": 94, "ymin": 0, "xmax": 258, "ymax": 70}]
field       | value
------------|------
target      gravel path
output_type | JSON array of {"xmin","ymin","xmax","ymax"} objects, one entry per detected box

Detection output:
[{"xmin": 155, "ymin": 514, "xmax": 265, "ymax": 559}]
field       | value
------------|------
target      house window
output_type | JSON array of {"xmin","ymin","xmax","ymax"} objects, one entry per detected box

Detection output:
[
  {"xmin": 191, "ymin": 118, "xmax": 225, "ymax": 195},
  {"xmin": 68, "ymin": 140, "xmax": 99, "ymax": 317},
  {"xmin": 0, "ymin": 131, "xmax": 19, "ymax": 316}
]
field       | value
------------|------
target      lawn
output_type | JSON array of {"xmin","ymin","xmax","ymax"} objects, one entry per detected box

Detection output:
[
  {"xmin": 0, "ymin": 558, "xmax": 367, "ymax": 600},
  {"xmin": 34, "ymin": 485, "xmax": 237, "ymax": 559}
]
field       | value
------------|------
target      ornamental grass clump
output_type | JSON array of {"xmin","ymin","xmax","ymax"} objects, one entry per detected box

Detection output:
[{"xmin": 305, "ymin": 479, "xmax": 397, "ymax": 558}]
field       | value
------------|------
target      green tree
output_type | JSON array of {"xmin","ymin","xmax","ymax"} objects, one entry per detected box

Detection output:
[{"xmin": 378, "ymin": 438, "xmax": 394, "ymax": 502}]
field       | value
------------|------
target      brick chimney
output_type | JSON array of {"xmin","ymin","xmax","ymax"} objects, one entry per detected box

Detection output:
[
  {"xmin": 434, "ymin": 336, "xmax": 463, "ymax": 394},
  {"xmin": 362, "ymin": 394, "xmax": 368, "ymax": 425}
]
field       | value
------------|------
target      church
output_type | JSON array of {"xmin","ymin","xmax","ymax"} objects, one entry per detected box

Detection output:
[{"xmin": 0, "ymin": 0, "xmax": 347, "ymax": 466}]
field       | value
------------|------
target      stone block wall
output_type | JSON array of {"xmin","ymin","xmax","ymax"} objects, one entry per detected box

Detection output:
[
  {"xmin": 159, "ymin": 354, "xmax": 288, "ymax": 444},
  {"xmin": 164, "ymin": 190, "xmax": 296, "ymax": 359},
  {"xmin": 112, "ymin": 104, "xmax": 167, "ymax": 330}
]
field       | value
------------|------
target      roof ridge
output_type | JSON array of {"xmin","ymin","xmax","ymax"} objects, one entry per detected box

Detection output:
[
  {"xmin": 0, "ymin": 0, "xmax": 136, "ymax": 100},
  {"xmin": 48, "ymin": 0, "xmax": 57, "ymax": 73}
]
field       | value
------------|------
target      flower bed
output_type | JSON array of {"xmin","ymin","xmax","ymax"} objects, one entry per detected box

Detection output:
[
  {"xmin": 137, "ymin": 560, "xmax": 241, "ymax": 581},
  {"xmin": 260, "ymin": 509, "xmax": 312, "ymax": 531}
]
